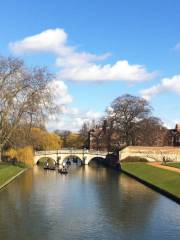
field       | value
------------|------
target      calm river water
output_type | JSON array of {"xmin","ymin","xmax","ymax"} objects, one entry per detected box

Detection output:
[{"xmin": 0, "ymin": 165, "xmax": 179, "ymax": 240}]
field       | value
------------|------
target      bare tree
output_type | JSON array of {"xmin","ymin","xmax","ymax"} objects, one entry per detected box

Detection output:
[
  {"xmin": 54, "ymin": 130, "xmax": 71, "ymax": 147},
  {"xmin": 79, "ymin": 122, "xmax": 90, "ymax": 140},
  {"xmin": 109, "ymin": 94, "xmax": 152, "ymax": 146},
  {"xmin": 99, "ymin": 117, "xmax": 116, "ymax": 151},
  {"xmin": 78, "ymin": 120, "xmax": 99, "ymax": 149},
  {"xmin": 134, "ymin": 117, "xmax": 167, "ymax": 146},
  {"xmin": 0, "ymin": 56, "xmax": 55, "ymax": 160}
]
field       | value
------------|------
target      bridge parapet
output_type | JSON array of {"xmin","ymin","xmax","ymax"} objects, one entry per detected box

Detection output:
[
  {"xmin": 35, "ymin": 149, "xmax": 88, "ymax": 155},
  {"xmin": 89, "ymin": 150, "xmax": 109, "ymax": 156},
  {"xmin": 34, "ymin": 149, "xmax": 108, "ymax": 156}
]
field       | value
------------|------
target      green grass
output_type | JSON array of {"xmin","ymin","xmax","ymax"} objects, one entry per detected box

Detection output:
[
  {"xmin": 121, "ymin": 163, "xmax": 180, "ymax": 198},
  {"xmin": 164, "ymin": 162, "xmax": 180, "ymax": 169},
  {"xmin": 0, "ymin": 162, "xmax": 24, "ymax": 187}
]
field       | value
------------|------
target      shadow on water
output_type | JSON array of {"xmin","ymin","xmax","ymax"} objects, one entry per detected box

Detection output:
[{"xmin": 0, "ymin": 164, "xmax": 179, "ymax": 240}]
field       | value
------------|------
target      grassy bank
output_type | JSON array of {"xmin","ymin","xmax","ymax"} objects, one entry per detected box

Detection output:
[
  {"xmin": 121, "ymin": 163, "xmax": 180, "ymax": 199},
  {"xmin": 164, "ymin": 163, "xmax": 180, "ymax": 169},
  {"xmin": 0, "ymin": 163, "xmax": 25, "ymax": 187}
]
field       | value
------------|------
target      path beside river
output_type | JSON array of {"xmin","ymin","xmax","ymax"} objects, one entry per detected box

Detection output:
[{"xmin": 148, "ymin": 162, "xmax": 180, "ymax": 173}]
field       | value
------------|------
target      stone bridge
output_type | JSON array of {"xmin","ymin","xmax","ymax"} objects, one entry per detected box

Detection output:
[{"xmin": 34, "ymin": 149, "xmax": 108, "ymax": 165}]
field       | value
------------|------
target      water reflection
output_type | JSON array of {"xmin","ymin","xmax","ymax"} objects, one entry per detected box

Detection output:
[{"xmin": 0, "ymin": 165, "xmax": 179, "ymax": 240}]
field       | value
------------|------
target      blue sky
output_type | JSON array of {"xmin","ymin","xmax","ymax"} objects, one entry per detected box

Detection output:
[{"xmin": 1, "ymin": 0, "xmax": 180, "ymax": 130}]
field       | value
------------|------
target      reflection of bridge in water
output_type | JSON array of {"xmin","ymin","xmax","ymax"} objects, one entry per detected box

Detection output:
[{"xmin": 34, "ymin": 149, "xmax": 108, "ymax": 165}]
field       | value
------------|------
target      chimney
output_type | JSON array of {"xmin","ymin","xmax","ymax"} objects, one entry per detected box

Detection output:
[{"xmin": 175, "ymin": 124, "xmax": 180, "ymax": 131}]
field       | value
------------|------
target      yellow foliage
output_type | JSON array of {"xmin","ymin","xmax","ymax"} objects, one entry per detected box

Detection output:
[
  {"xmin": 5, "ymin": 148, "xmax": 17, "ymax": 158},
  {"xmin": 16, "ymin": 146, "xmax": 34, "ymax": 167},
  {"xmin": 65, "ymin": 133, "xmax": 84, "ymax": 148},
  {"xmin": 29, "ymin": 128, "xmax": 62, "ymax": 150},
  {"xmin": 41, "ymin": 132, "xmax": 62, "ymax": 150},
  {"xmin": 6, "ymin": 146, "xmax": 34, "ymax": 167}
]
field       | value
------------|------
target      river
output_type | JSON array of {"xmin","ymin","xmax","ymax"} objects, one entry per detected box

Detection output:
[{"xmin": 0, "ymin": 165, "xmax": 179, "ymax": 240}]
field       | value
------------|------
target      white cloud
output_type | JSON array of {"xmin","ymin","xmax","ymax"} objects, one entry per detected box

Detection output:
[
  {"xmin": 85, "ymin": 110, "xmax": 102, "ymax": 119},
  {"xmin": 9, "ymin": 28, "xmax": 67, "ymax": 54},
  {"xmin": 47, "ymin": 117, "xmax": 84, "ymax": 132},
  {"xmin": 10, "ymin": 28, "xmax": 156, "ymax": 83},
  {"xmin": 48, "ymin": 80, "xmax": 72, "ymax": 106},
  {"xmin": 141, "ymin": 75, "xmax": 180, "ymax": 100},
  {"xmin": 46, "ymin": 108, "xmax": 102, "ymax": 132},
  {"xmin": 58, "ymin": 60, "xmax": 156, "ymax": 82}
]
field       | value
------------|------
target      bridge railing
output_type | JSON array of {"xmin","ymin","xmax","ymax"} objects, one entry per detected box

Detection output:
[
  {"xmin": 34, "ymin": 149, "xmax": 89, "ymax": 155},
  {"xmin": 89, "ymin": 150, "xmax": 108, "ymax": 156},
  {"xmin": 34, "ymin": 149, "xmax": 108, "ymax": 156}
]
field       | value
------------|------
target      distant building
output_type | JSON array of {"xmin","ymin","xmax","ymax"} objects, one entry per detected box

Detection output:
[
  {"xmin": 88, "ymin": 125, "xmax": 126, "ymax": 151},
  {"xmin": 88, "ymin": 123, "xmax": 180, "ymax": 150},
  {"xmin": 88, "ymin": 127, "xmax": 106, "ymax": 150},
  {"xmin": 168, "ymin": 124, "xmax": 180, "ymax": 146}
]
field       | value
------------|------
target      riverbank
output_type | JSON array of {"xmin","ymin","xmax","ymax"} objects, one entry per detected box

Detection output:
[
  {"xmin": 0, "ymin": 163, "xmax": 27, "ymax": 190},
  {"xmin": 121, "ymin": 163, "xmax": 180, "ymax": 203}
]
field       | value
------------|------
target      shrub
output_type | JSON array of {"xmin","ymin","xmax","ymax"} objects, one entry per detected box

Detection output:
[
  {"xmin": 5, "ymin": 146, "xmax": 34, "ymax": 167},
  {"xmin": 15, "ymin": 162, "xmax": 27, "ymax": 168},
  {"xmin": 16, "ymin": 146, "xmax": 34, "ymax": 167},
  {"xmin": 5, "ymin": 148, "xmax": 17, "ymax": 159},
  {"xmin": 120, "ymin": 156, "xmax": 148, "ymax": 162}
]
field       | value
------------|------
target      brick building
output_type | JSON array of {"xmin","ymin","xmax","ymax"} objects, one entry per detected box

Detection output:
[
  {"xmin": 168, "ymin": 124, "xmax": 180, "ymax": 146},
  {"xmin": 88, "ymin": 123, "xmax": 180, "ymax": 150}
]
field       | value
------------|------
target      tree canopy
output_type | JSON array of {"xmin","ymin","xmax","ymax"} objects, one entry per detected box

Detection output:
[{"xmin": 109, "ymin": 94, "xmax": 152, "ymax": 146}]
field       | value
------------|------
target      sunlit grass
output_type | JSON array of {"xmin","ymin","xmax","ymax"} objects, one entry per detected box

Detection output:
[
  {"xmin": 164, "ymin": 162, "xmax": 180, "ymax": 169},
  {"xmin": 121, "ymin": 163, "xmax": 180, "ymax": 198},
  {"xmin": 0, "ymin": 163, "xmax": 24, "ymax": 186}
]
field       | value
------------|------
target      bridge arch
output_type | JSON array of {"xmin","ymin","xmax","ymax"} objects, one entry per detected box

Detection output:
[
  {"xmin": 61, "ymin": 155, "xmax": 84, "ymax": 165},
  {"xmin": 37, "ymin": 157, "xmax": 56, "ymax": 166},
  {"xmin": 34, "ymin": 155, "xmax": 57, "ymax": 165},
  {"xmin": 88, "ymin": 156, "xmax": 106, "ymax": 165}
]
